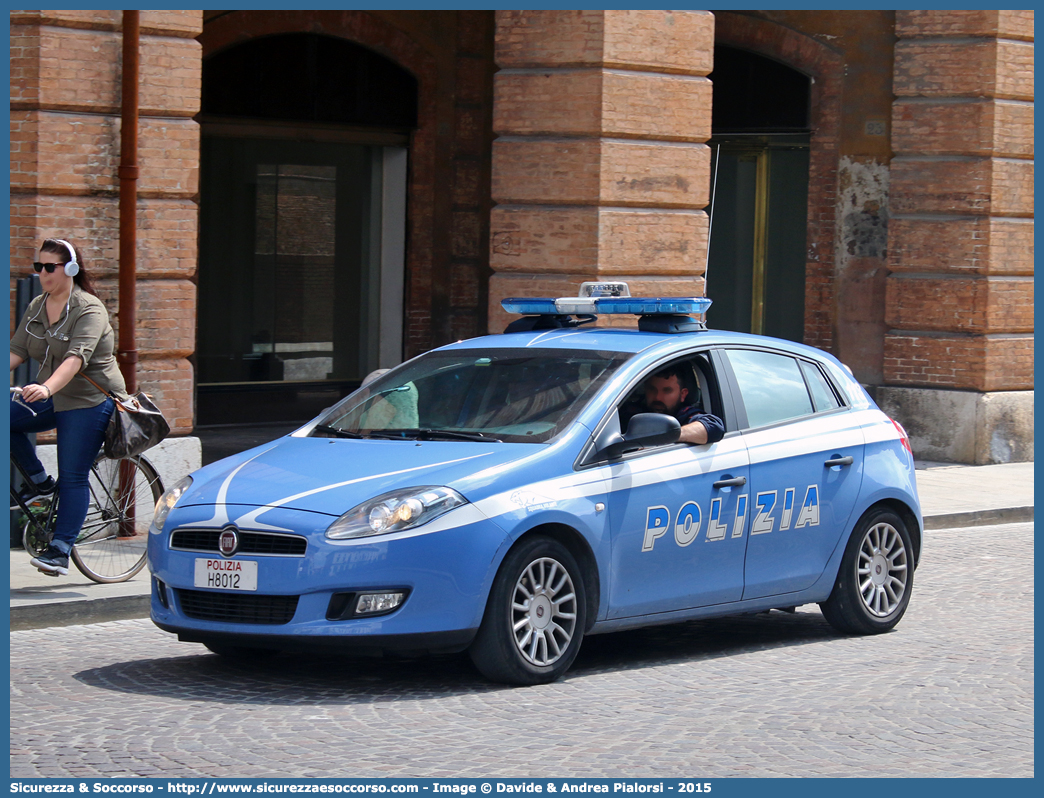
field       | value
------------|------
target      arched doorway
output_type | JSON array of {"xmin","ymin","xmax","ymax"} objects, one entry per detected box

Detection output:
[
  {"xmin": 197, "ymin": 33, "xmax": 417, "ymax": 424},
  {"xmin": 706, "ymin": 46, "xmax": 811, "ymax": 342}
]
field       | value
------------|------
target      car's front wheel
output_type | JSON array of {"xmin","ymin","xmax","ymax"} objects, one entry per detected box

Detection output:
[
  {"xmin": 469, "ymin": 536, "xmax": 587, "ymax": 685},
  {"xmin": 820, "ymin": 507, "xmax": 914, "ymax": 635}
]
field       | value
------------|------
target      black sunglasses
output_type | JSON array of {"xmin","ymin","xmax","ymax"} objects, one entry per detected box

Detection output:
[{"xmin": 32, "ymin": 262, "xmax": 62, "ymax": 274}]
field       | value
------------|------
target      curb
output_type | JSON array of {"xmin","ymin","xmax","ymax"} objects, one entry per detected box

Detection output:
[
  {"xmin": 922, "ymin": 506, "xmax": 1034, "ymax": 531},
  {"xmin": 10, "ymin": 594, "xmax": 151, "ymax": 631}
]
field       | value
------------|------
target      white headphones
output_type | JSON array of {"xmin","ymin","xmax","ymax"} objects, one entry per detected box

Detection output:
[{"xmin": 53, "ymin": 239, "xmax": 80, "ymax": 277}]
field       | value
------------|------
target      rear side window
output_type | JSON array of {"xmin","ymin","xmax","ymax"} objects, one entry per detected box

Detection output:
[
  {"xmin": 726, "ymin": 349, "xmax": 813, "ymax": 429},
  {"xmin": 800, "ymin": 360, "xmax": 842, "ymax": 412}
]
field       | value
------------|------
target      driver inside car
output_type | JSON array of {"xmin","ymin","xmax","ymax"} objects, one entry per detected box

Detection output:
[{"xmin": 620, "ymin": 364, "xmax": 725, "ymax": 445}]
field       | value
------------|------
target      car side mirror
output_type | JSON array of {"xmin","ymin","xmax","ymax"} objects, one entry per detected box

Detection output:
[{"xmin": 596, "ymin": 413, "xmax": 681, "ymax": 460}]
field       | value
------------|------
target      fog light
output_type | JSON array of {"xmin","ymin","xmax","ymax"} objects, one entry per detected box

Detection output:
[
  {"xmin": 154, "ymin": 577, "xmax": 169, "ymax": 609},
  {"xmin": 355, "ymin": 591, "xmax": 406, "ymax": 615}
]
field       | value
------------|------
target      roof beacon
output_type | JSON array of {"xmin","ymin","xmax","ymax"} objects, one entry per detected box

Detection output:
[{"xmin": 502, "ymin": 281, "xmax": 712, "ymax": 334}]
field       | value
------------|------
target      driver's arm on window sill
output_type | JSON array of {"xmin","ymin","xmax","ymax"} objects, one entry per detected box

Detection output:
[
  {"xmin": 679, "ymin": 413, "xmax": 725, "ymax": 445},
  {"xmin": 678, "ymin": 420, "xmax": 710, "ymax": 445}
]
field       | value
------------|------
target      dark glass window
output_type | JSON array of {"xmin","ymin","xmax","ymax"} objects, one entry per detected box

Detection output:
[
  {"xmin": 203, "ymin": 33, "xmax": 418, "ymax": 128},
  {"xmin": 197, "ymin": 138, "xmax": 384, "ymax": 387}
]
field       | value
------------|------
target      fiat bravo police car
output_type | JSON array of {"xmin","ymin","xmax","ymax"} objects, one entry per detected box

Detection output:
[{"xmin": 148, "ymin": 283, "xmax": 921, "ymax": 684}]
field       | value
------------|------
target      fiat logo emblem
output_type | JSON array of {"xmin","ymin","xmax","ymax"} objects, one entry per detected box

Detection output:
[
  {"xmin": 536, "ymin": 606, "xmax": 545, "ymax": 618},
  {"xmin": 219, "ymin": 528, "xmax": 239, "ymax": 557}
]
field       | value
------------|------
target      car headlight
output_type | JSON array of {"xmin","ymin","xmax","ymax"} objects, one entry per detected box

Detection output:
[
  {"xmin": 153, "ymin": 475, "xmax": 193, "ymax": 532},
  {"xmin": 326, "ymin": 486, "xmax": 467, "ymax": 540}
]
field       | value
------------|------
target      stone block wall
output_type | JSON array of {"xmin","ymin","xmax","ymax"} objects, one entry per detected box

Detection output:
[
  {"xmin": 10, "ymin": 9, "xmax": 202, "ymax": 435},
  {"xmin": 489, "ymin": 10, "xmax": 714, "ymax": 332}
]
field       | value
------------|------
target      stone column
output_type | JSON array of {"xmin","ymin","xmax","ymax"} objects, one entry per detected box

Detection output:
[
  {"xmin": 881, "ymin": 10, "xmax": 1034, "ymax": 464},
  {"xmin": 488, "ymin": 10, "xmax": 715, "ymax": 332},
  {"xmin": 10, "ymin": 10, "xmax": 201, "ymax": 434}
]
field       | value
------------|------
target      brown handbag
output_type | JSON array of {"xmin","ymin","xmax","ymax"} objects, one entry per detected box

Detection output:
[{"xmin": 79, "ymin": 373, "xmax": 171, "ymax": 459}]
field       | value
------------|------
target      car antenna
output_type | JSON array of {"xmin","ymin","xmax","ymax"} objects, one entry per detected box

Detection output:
[{"xmin": 701, "ymin": 143, "xmax": 721, "ymax": 325}]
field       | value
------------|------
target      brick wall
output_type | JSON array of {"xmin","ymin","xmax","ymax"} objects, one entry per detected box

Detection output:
[
  {"xmin": 447, "ymin": 13, "xmax": 496, "ymax": 344},
  {"xmin": 9, "ymin": 10, "xmax": 202, "ymax": 435},
  {"xmin": 885, "ymin": 10, "xmax": 1034, "ymax": 391},
  {"xmin": 489, "ymin": 10, "xmax": 714, "ymax": 333}
]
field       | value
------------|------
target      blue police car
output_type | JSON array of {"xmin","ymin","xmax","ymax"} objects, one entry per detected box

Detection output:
[{"xmin": 149, "ymin": 283, "xmax": 921, "ymax": 684}]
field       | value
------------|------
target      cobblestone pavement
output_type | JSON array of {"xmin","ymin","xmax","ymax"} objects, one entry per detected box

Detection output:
[{"xmin": 11, "ymin": 522, "xmax": 1033, "ymax": 779}]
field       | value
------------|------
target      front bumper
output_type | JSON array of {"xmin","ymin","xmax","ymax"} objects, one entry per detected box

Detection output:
[{"xmin": 148, "ymin": 504, "xmax": 506, "ymax": 654}]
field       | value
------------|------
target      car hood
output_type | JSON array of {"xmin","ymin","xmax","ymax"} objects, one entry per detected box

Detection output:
[{"xmin": 177, "ymin": 435, "xmax": 549, "ymax": 523}]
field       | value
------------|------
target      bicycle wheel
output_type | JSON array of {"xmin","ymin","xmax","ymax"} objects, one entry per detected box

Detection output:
[{"xmin": 72, "ymin": 455, "xmax": 163, "ymax": 583}]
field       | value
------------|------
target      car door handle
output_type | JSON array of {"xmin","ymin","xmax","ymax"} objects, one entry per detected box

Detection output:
[
  {"xmin": 825, "ymin": 456, "xmax": 854, "ymax": 467},
  {"xmin": 713, "ymin": 476, "xmax": 747, "ymax": 489}
]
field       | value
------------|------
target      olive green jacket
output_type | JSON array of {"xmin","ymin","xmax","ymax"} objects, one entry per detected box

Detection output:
[{"xmin": 10, "ymin": 285, "xmax": 128, "ymax": 411}]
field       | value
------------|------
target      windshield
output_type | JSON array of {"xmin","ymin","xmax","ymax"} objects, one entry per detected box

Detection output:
[{"xmin": 312, "ymin": 348, "xmax": 630, "ymax": 443}]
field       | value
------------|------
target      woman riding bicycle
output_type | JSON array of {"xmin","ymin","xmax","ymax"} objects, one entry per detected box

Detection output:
[{"xmin": 10, "ymin": 238, "xmax": 128, "ymax": 576}]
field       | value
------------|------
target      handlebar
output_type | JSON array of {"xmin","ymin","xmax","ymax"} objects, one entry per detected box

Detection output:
[{"xmin": 10, "ymin": 385, "xmax": 38, "ymax": 416}]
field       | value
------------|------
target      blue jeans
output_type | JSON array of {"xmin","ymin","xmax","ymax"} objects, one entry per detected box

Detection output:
[{"xmin": 10, "ymin": 393, "xmax": 115, "ymax": 551}]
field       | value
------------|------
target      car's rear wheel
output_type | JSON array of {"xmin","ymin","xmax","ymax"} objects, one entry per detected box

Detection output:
[
  {"xmin": 469, "ymin": 536, "xmax": 586, "ymax": 685},
  {"xmin": 820, "ymin": 507, "xmax": 914, "ymax": 635}
]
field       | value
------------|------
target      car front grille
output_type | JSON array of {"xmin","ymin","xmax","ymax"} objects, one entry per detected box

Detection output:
[
  {"xmin": 176, "ymin": 589, "xmax": 299, "ymax": 625},
  {"xmin": 170, "ymin": 528, "xmax": 307, "ymax": 556}
]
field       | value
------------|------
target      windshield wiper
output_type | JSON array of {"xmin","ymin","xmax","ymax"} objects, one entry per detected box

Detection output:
[
  {"xmin": 313, "ymin": 424, "xmax": 364, "ymax": 439},
  {"xmin": 361, "ymin": 428, "xmax": 500, "ymax": 442},
  {"xmin": 415, "ymin": 429, "xmax": 499, "ymax": 442}
]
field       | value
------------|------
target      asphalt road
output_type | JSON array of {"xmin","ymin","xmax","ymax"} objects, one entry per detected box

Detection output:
[{"xmin": 10, "ymin": 521, "xmax": 1033, "ymax": 779}]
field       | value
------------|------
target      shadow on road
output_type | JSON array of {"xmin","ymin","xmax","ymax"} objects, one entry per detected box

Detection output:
[
  {"xmin": 74, "ymin": 608, "xmax": 841, "ymax": 704},
  {"xmin": 575, "ymin": 607, "xmax": 839, "ymax": 676}
]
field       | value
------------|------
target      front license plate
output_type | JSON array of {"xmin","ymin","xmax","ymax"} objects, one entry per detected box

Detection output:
[{"xmin": 194, "ymin": 558, "xmax": 258, "ymax": 591}]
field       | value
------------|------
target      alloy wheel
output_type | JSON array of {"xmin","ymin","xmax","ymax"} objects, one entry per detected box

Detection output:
[
  {"xmin": 510, "ymin": 557, "xmax": 579, "ymax": 666},
  {"xmin": 857, "ymin": 522, "xmax": 909, "ymax": 617}
]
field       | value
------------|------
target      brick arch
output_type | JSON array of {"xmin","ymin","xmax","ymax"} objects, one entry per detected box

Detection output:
[
  {"xmin": 199, "ymin": 10, "xmax": 434, "ymax": 82},
  {"xmin": 199, "ymin": 10, "xmax": 440, "ymax": 359},
  {"xmin": 714, "ymin": 12, "xmax": 844, "ymax": 352}
]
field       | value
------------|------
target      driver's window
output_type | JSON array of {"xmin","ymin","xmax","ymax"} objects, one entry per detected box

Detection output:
[{"xmin": 617, "ymin": 354, "xmax": 718, "ymax": 432}]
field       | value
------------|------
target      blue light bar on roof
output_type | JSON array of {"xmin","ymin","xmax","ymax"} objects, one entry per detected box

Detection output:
[
  {"xmin": 595, "ymin": 296, "xmax": 712, "ymax": 315},
  {"xmin": 501, "ymin": 298, "xmax": 561, "ymax": 315},
  {"xmin": 501, "ymin": 296, "xmax": 713, "ymax": 316}
]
